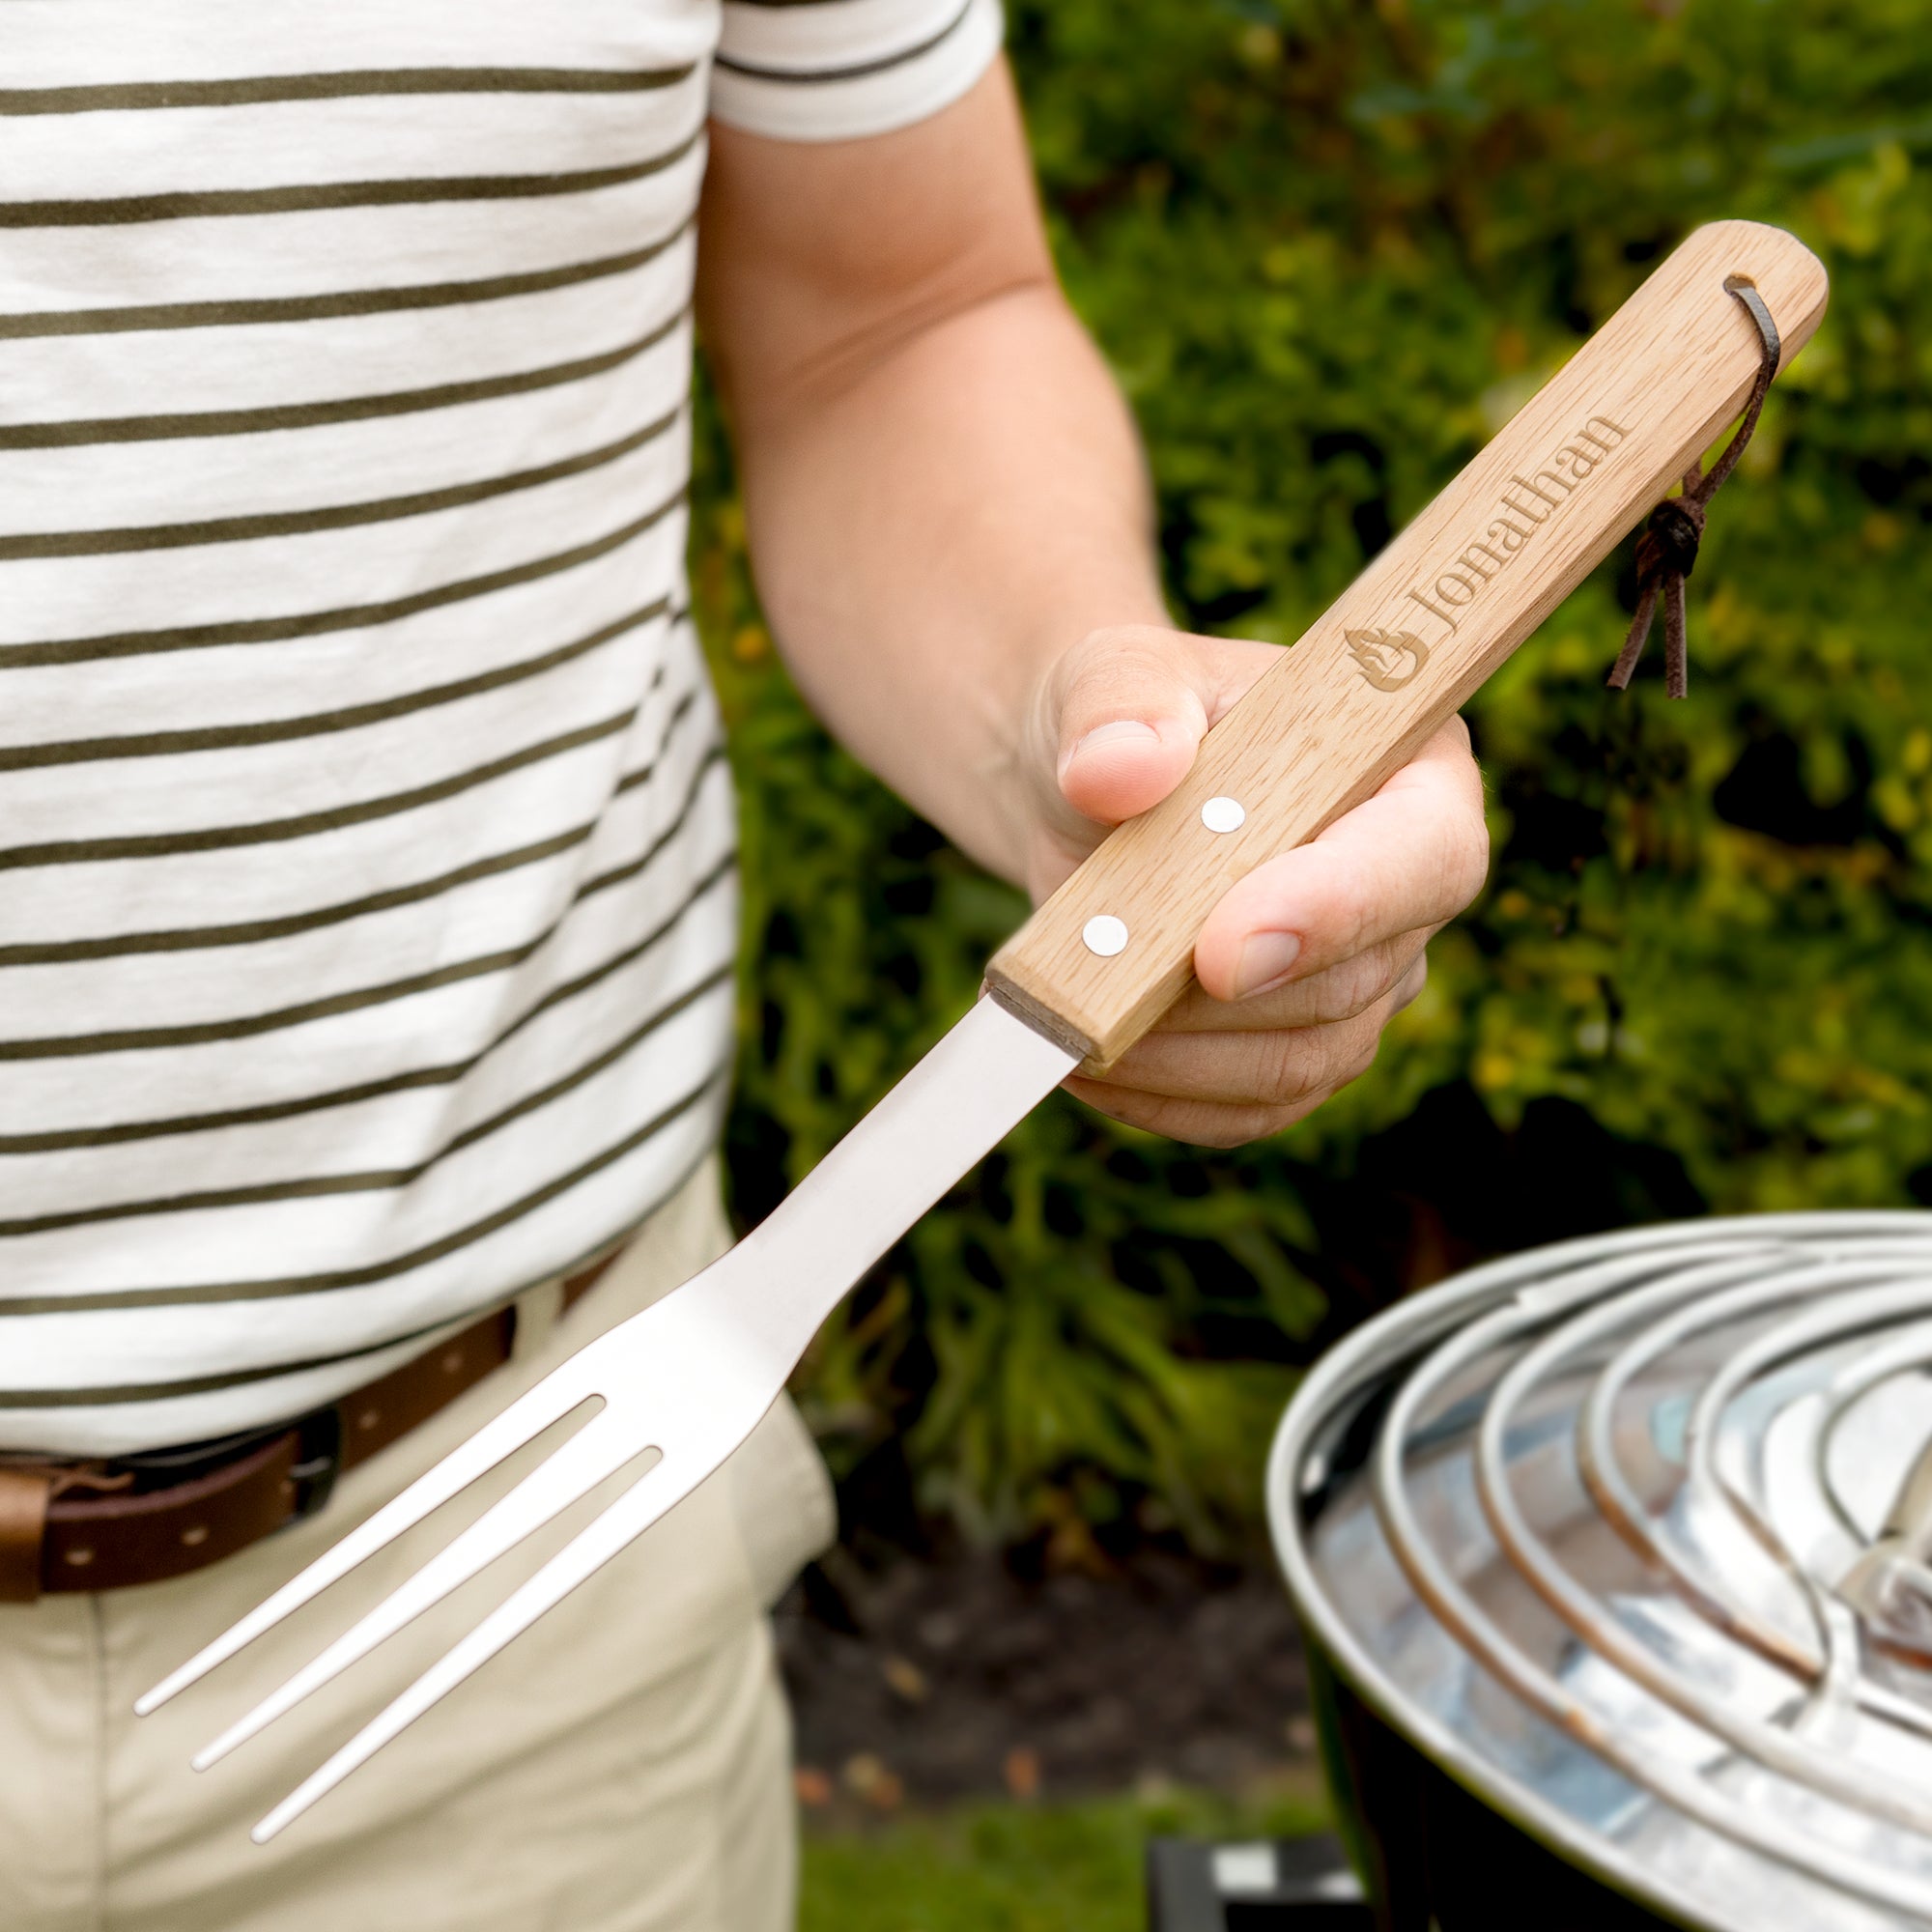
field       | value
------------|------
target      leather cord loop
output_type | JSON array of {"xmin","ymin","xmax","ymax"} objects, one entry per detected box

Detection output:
[{"xmin": 1607, "ymin": 275, "xmax": 1782, "ymax": 698}]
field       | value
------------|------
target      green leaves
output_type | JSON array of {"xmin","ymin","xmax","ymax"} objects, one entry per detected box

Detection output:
[{"xmin": 695, "ymin": 0, "xmax": 1932, "ymax": 1552}]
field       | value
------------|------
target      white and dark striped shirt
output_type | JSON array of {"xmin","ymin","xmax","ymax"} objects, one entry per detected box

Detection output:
[{"xmin": 0, "ymin": 0, "xmax": 1003, "ymax": 1456}]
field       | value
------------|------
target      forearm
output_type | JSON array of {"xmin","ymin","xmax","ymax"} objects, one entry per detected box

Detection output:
[
  {"xmin": 734, "ymin": 287, "xmax": 1163, "ymax": 880},
  {"xmin": 696, "ymin": 70, "xmax": 1166, "ymax": 885}
]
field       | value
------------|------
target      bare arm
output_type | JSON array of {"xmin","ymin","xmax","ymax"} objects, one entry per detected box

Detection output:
[
  {"xmin": 698, "ymin": 64, "xmax": 1165, "ymax": 885},
  {"xmin": 696, "ymin": 63, "xmax": 1489, "ymax": 1146}
]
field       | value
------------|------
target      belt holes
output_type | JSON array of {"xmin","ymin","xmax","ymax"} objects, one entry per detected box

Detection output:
[
  {"xmin": 440, "ymin": 1349, "xmax": 465, "ymax": 1375},
  {"xmin": 180, "ymin": 1523, "xmax": 209, "ymax": 1548},
  {"xmin": 356, "ymin": 1407, "xmax": 381, "ymax": 1433},
  {"xmin": 63, "ymin": 1547, "xmax": 95, "ymax": 1568}
]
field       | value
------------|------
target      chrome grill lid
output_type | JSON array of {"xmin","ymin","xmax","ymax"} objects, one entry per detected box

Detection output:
[{"xmin": 1267, "ymin": 1212, "xmax": 1932, "ymax": 1930}]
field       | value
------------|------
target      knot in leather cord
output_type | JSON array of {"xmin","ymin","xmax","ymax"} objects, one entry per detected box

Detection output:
[
  {"xmin": 1635, "ymin": 495, "xmax": 1706, "ymax": 584},
  {"xmin": 1607, "ymin": 276, "xmax": 1781, "ymax": 698}
]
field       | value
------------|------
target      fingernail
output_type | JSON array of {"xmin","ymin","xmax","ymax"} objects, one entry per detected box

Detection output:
[
  {"xmin": 1059, "ymin": 719, "xmax": 1160, "ymax": 779},
  {"xmin": 1232, "ymin": 930, "xmax": 1302, "ymax": 999}
]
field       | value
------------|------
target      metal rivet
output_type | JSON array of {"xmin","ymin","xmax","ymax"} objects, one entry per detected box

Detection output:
[
  {"xmin": 357, "ymin": 1407, "xmax": 382, "ymax": 1433},
  {"xmin": 440, "ymin": 1349, "xmax": 465, "ymax": 1375},
  {"xmin": 1082, "ymin": 915, "xmax": 1129, "ymax": 957},
  {"xmin": 63, "ymin": 1547, "xmax": 95, "ymax": 1568},
  {"xmin": 1201, "ymin": 795, "xmax": 1246, "ymax": 834},
  {"xmin": 180, "ymin": 1523, "xmax": 210, "ymax": 1548}
]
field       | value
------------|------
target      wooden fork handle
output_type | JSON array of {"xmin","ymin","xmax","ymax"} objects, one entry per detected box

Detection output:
[{"xmin": 984, "ymin": 218, "xmax": 1829, "ymax": 1070}]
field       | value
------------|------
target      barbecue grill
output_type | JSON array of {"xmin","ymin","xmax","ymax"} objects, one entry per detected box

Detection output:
[{"xmin": 1267, "ymin": 1211, "xmax": 1932, "ymax": 1929}]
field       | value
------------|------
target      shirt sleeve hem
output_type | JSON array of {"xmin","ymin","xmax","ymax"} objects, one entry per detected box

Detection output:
[{"xmin": 707, "ymin": 0, "xmax": 1003, "ymax": 145}]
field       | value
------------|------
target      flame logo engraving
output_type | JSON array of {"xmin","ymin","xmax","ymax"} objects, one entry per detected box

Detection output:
[{"xmin": 1344, "ymin": 628, "xmax": 1431, "ymax": 692}]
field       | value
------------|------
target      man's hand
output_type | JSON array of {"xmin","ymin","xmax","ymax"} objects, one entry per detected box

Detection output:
[{"xmin": 1022, "ymin": 625, "xmax": 1490, "ymax": 1147}]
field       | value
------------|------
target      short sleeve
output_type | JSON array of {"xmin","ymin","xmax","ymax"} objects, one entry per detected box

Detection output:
[{"xmin": 710, "ymin": 0, "xmax": 1004, "ymax": 143}]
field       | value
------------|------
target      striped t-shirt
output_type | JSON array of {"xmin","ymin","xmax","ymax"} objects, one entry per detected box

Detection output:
[{"xmin": 0, "ymin": 0, "xmax": 1003, "ymax": 1457}]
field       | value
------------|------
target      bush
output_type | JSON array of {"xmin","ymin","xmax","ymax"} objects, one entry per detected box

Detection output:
[{"xmin": 691, "ymin": 0, "xmax": 1932, "ymax": 1555}]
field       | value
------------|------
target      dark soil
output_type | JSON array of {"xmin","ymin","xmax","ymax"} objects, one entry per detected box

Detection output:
[{"xmin": 775, "ymin": 1543, "xmax": 1317, "ymax": 1812}]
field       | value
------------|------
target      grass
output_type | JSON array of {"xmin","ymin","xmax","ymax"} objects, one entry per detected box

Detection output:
[{"xmin": 799, "ymin": 1782, "xmax": 1331, "ymax": 1932}]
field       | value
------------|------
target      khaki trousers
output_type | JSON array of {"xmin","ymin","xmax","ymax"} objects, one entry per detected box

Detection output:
[{"xmin": 0, "ymin": 1161, "xmax": 836, "ymax": 1932}]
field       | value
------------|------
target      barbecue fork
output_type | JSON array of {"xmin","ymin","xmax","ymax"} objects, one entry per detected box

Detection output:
[{"xmin": 136, "ymin": 219, "xmax": 1827, "ymax": 1841}]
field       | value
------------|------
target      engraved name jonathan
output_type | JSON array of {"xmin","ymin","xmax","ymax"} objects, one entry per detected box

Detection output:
[{"xmin": 1344, "ymin": 411, "xmax": 1630, "ymax": 690}]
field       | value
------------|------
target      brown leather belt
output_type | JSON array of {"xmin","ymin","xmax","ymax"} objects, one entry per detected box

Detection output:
[{"xmin": 0, "ymin": 1254, "xmax": 618, "ymax": 1604}]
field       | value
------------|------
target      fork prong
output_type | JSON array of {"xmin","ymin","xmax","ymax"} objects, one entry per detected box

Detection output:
[
  {"xmin": 136, "ymin": 1365, "xmax": 601, "ymax": 1718},
  {"xmin": 251, "ymin": 1446, "xmax": 697, "ymax": 1843},
  {"xmin": 191, "ymin": 1413, "xmax": 650, "ymax": 1772}
]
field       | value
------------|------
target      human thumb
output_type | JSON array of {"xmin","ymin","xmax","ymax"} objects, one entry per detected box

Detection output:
[{"xmin": 1051, "ymin": 628, "xmax": 1215, "ymax": 827}]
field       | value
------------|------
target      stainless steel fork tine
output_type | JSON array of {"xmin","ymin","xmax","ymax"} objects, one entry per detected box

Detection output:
[
  {"xmin": 250, "ymin": 1448, "xmax": 693, "ymax": 1843},
  {"xmin": 136, "ymin": 1363, "xmax": 601, "ymax": 1717},
  {"xmin": 191, "ymin": 1411, "xmax": 647, "ymax": 1772}
]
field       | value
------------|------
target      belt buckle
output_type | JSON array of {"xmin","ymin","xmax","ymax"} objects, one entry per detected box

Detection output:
[{"xmin": 288, "ymin": 1406, "xmax": 343, "ymax": 1521}]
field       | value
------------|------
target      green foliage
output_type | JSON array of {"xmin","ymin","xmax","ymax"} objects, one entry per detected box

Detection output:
[
  {"xmin": 693, "ymin": 0, "xmax": 1932, "ymax": 1551},
  {"xmin": 800, "ymin": 1786, "xmax": 1329, "ymax": 1932}
]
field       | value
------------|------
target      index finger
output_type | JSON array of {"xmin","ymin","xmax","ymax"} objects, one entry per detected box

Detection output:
[{"xmin": 1191, "ymin": 718, "xmax": 1488, "ymax": 1004}]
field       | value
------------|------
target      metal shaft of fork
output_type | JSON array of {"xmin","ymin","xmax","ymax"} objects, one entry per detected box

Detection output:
[{"xmin": 686, "ymin": 995, "xmax": 1079, "ymax": 1378}]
